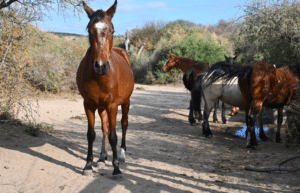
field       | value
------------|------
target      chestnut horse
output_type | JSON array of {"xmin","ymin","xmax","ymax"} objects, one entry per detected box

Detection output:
[
  {"xmin": 76, "ymin": 0, "xmax": 134, "ymax": 179},
  {"xmin": 163, "ymin": 54, "xmax": 239, "ymax": 124},
  {"xmin": 205, "ymin": 61, "xmax": 300, "ymax": 148}
]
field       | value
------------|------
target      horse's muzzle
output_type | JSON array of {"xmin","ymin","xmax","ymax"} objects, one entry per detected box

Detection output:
[{"xmin": 94, "ymin": 61, "xmax": 110, "ymax": 75}]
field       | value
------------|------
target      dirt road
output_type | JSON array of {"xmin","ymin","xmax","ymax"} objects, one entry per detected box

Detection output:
[{"xmin": 0, "ymin": 84, "xmax": 299, "ymax": 193}]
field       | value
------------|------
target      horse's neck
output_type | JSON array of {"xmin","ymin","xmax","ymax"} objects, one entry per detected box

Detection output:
[{"xmin": 177, "ymin": 58, "xmax": 198, "ymax": 72}]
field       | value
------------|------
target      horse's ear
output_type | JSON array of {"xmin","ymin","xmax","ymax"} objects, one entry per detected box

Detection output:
[
  {"xmin": 169, "ymin": 53, "xmax": 174, "ymax": 58},
  {"xmin": 83, "ymin": 1, "xmax": 94, "ymax": 19},
  {"xmin": 224, "ymin": 55, "xmax": 228, "ymax": 60},
  {"xmin": 233, "ymin": 55, "xmax": 238, "ymax": 61},
  {"xmin": 107, "ymin": 0, "xmax": 117, "ymax": 18}
]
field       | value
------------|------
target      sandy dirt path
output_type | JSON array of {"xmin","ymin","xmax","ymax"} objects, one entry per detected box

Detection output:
[{"xmin": 0, "ymin": 84, "xmax": 299, "ymax": 193}]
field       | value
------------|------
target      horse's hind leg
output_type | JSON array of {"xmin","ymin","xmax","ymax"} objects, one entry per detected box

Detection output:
[
  {"xmin": 258, "ymin": 107, "xmax": 268, "ymax": 141},
  {"xmin": 82, "ymin": 103, "xmax": 97, "ymax": 176},
  {"xmin": 247, "ymin": 102, "xmax": 263, "ymax": 148},
  {"xmin": 189, "ymin": 99, "xmax": 196, "ymax": 125},
  {"xmin": 276, "ymin": 108, "xmax": 283, "ymax": 143},
  {"xmin": 107, "ymin": 103, "xmax": 122, "ymax": 179},
  {"xmin": 97, "ymin": 108, "xmax": 109, "ymax": 168},
  {"xmin": 119, "ymin": 99, "xmax": 130, "ymax": 162},
  {"xmin": 221, "ymin": 102, "xmax": 227, "ymax": 124},
  {"xmin": 213, "ymin": 100, "xmax": 219, "ymax": 123}
]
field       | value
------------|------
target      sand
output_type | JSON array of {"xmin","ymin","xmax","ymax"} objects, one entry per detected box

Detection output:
[{"xmin": 0, "ymin": 83, "xmax": 299, "ymax": 193}]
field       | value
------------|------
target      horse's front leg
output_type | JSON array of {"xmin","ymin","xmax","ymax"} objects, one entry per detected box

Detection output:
[
  {"xmin": 82, "ymin": 103, "xmax": 96, "ymax": 176},
  {"xmin": 276, "ymin": 108, "xmax": 283, "ymax": 143},
  {"xmin": 221, "ymin": 102, "xmax": 227, "ymax": 124},
  {"xmin": 107, "ymin": 103, "xmax": 122, "ymax": 180},
  {"xmin": 119, "ymin": 99, "xmax": 130, "ymax": 163},
  {"xmin": 97, "ymin": 109, "xmax": 109, "ymax": 168},
  {"xmin": 213, "ymin": 100, "xmax": 219, "ymax": 123}
]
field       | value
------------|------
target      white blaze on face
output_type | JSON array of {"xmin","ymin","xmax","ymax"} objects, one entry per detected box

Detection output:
[
  {"xmin": 95, "ymin": 22, "xmax": 108, "ymax": 33},
  {"xmin": 94, "ymin": 22, "xmax": 108, "ymax": 66},
  {"xmin": 163, "ymin": 60, "xmax": 169, "ymax": 68}
]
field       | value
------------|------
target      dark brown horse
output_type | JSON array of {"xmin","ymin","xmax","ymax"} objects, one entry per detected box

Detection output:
[
  {"xmin": 205, "ymin": 61, "xmax": 300, "ymax": 147},
  {"xmin": 76, "ymin": 0, "xmax": 134, "ymax": 179}
]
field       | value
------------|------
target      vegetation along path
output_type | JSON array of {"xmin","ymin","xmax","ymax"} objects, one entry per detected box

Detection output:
[{"xmin": 0, "ymin": 84, "xmax": 299, "ymax": 192}]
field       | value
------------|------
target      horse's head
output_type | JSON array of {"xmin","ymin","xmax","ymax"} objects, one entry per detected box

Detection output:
[
  {"xmin": 163, "ymin": 53, "xmax": 177, "ymax": 72},
  {"xmin": 83, "ymin": 0, "xmax": 117, "ymax": 75},
  {"xmin": 224, "ymin": 55, "xmax": 237, "ymax": 65}
]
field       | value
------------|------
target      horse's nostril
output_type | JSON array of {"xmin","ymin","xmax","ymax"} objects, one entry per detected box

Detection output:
[{"xmin": 94, "ymin": 61, "xmax": 101, "ymax": 70}]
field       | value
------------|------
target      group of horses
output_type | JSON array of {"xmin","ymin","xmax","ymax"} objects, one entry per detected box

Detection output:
[
  {"xmin": 163, "ymin": 54, "xmax": 299, "ymax": 150},
  {"xmin": 75, "ymin": 0, "xmax": 300, "ymax": 180}
]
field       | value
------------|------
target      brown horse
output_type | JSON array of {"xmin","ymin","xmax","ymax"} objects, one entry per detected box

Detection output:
[
  {"xmin": 205, "ymin": 61, "xmax": 300, "ymax": 148},
  {"xmin": 163, "ymin": 54, "xmax": 239, "ymax": 124},
  {"xmin": 76, "ymin": 0, "xmax": 134, "ymax": 179}
]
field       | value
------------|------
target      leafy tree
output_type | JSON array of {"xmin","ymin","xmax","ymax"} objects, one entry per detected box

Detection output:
[{"xmin": 232, "ymin": 0, "xmax": 300, "ymax": 66}]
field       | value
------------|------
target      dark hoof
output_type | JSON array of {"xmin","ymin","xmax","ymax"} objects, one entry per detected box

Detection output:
[
  {"xmin": 112, "ymin": 174, "xmax": 123, "ymax": 181},
  {"xmin": 260, "ymin": 136, "xmax": 268, "ymax": 142},
  {"xmin": 213, "ymin": 119, "xmax": 219, "ymax": 123},
  {"xmin": 189, "ymin": 118, "xmax": 196, "ymax": 125},
  {"xmin": 82, "ymin": 169, "xmax": 93, "ymax": 176},
  {"xmin": 276, "ymin": 138, "xmax": 282, "ymax": 143},
  {"xmin": 222, "ymin": 119, "xmax": 227, "ymax": 124},
  {"xmin": 96, "ymin": 161, "xmax": 105, "ymax": 169},
  {"xmin": 205, "ymin": 134, "xmax": 213, "ymax": 138},
  {"xmin": 203, "ymin": 131, "xmax": 213, "ymax": 138}
]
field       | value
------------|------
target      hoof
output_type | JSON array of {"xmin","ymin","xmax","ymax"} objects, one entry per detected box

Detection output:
[
  {"xmin": 276, "ymin": 138, "xmax": 282, "ymax": 143},
  {"xmin": 189, "ymin": 119, "xmax": 196, "ymax": 125},
  {"xmin": 82, "ymin": 169, "xmax": 93, "ymax": 176},
  {"xmin": 260, "ymin": 136, "xmax": 268, "ymax": 142},
  {"xmin": 213, "ymin": 119, "xmax": 219, "ymax": 123},
  {"xmin": 96, "ymin": 161, "xmax": 105, "ymax": 169},
  {"xmin": 204, "ymin": 133, "xmax": 213, "ymax": 138},
  {"xmin": 112, "ymin": 174, "xmax": 123, "ymax": 181},
  {"xmin": 246, "ymin": 145, "xmax": 256, "ymax": 150},
  {"xmin": 222, "ymin": 120, "xmax": 227, "ymax": 124}
]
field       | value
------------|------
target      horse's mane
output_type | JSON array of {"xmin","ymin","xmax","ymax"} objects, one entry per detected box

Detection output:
[
  {"xmin": 288, "ymin": 63, "xmax": 300, "ymax": 78},
  {"xmin": 205, "ymin": 61, "xmax": 253, "ymax": 86},
  {"xmin": 87, "ymin": 9, "xmax": 105, "ymax": 29}
]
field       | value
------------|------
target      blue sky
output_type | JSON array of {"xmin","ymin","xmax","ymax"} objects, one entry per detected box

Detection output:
[{"xmin": 36, "ymin": 0, "xmax": 245, "ymax": 36}]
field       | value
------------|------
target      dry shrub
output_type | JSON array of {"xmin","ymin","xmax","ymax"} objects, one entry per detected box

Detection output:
[
  {"xmin": 26, "ymin": 29, "xmax": 88, "ymax": 93},
  {"xmin": 0, "ymin": 16, "xmax": 35, "ymax": 120}
]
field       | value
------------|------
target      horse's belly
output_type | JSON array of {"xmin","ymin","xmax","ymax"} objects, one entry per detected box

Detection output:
[{"xmin": 221, "ymin": 83, "xmax": 245, "ymax": 108}]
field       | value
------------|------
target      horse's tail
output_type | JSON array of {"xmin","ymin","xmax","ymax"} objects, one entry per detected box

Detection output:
[
  {"xmin": 183, "ymin": 68, "xmax": 195, "ymax": 91},
  {"xmin": 192, "ymin": 73, "xmax": 205, "ymax": 117},
  {"xmin": 204, "ymin": 61, "xmax": 253, "ymax": 87}
]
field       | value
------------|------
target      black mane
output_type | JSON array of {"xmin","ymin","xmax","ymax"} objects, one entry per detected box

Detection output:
[
  {"xmin": 289, "ymin": 64, "xmax": 300, "ymax": 78},
  {"xmin": 87, "ymin": 9, "xmax": 105, "ymax": 29},
  {"xmin": 204, "ymin": 61, "xmax": 253, "ymax": 87}
]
